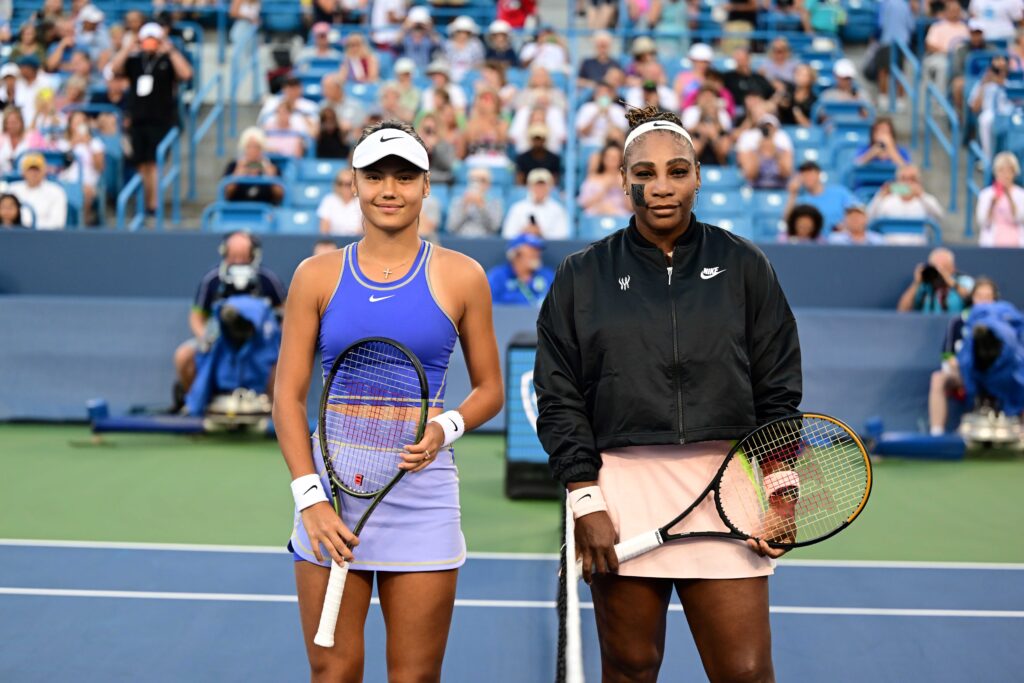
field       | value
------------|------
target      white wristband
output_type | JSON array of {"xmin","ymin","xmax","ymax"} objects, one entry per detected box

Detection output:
[
  {"xmin": 764, "ymin": 471, "xmax": 801, "ymax": 497},
  {"xmin": 568, "ymin": 486, "xmax": 607, "ymax": 520},
  {"xmin": 429, "ymin": 410, "xmax": 465, "ymax": 448},
  {"xmin": 291, "ymin": 473, "xmax": 328, "ymax": 511}
]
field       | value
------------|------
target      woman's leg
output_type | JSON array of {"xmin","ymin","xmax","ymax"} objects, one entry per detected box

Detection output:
[
  {"xmin": 376, "ymin": 569, "xmax": 459, "ymax": 683},
  {"xmin": 676, "ymin": 576, "xmax": 775, "ymax": 683},
  {"xmin": 929, "ymin": 369, "xmax": 951, "ymax": 434},
  {"xmin": 295, "ymin": 561, "xmax": 374, "ymax": 683},
  {"xmin": 591, "ymin": 574, "xmax": 673, "ymax": 683}
]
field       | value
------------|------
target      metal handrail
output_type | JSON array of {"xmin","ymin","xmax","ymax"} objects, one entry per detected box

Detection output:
[{"xmin": 922, "ymin": 82, "xmax": 960, "ymax": 211}]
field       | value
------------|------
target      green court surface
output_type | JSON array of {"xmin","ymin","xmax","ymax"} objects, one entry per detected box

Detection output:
[{"xmin": 1, "ymin": 424, "xmax": 1022, "ymax": 563}]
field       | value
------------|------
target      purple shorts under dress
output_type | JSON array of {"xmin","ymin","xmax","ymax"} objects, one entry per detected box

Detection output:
[{"xmin": 289, "ymin": 433, "xmax": 465, "ymax": 572}]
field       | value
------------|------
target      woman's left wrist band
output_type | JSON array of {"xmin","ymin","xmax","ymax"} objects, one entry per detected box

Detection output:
[
  {"xmin": 291, "ymin": 474, "xmax": 328, "ymax": 511},
  {"xmin": 429, "ymin": 410, "xmax": 465, "ymax": 448},
  {"xmin": 568, "ymin": 486, "xmax": 607, "ymax": 519}
]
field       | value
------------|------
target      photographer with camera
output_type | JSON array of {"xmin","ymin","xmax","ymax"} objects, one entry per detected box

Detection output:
[
  {"xmin": 172, "ymin": 231, "xmax": 286, "ymax": 410},
  {"xmin": 968, "ymin": 55, "xmax": 1014, "ymax": 159},
  {"xmin": 682, "ymin": 84, "xmax": 734, "ymax": 166},
  {"xmin": 736, "ymin": 113, "xmax": 793, "ymax": 190},
  {"xmin": 854, "ymin": 117, "xmax": 910, "ymax": 171},
  {"xmin": 897, "ymin": 247, "xmax": 975, "ymax": 314}
]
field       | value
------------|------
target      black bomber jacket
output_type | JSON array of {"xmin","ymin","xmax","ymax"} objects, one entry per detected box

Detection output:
[{"xmin": 534, "ymin": 215, "xmax": 803, "ymax": 486}]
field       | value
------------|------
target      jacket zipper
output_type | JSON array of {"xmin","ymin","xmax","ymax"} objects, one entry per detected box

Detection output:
[{"xmin": 668, "ymin": 260, "xmax": 685, "ymax": 444}]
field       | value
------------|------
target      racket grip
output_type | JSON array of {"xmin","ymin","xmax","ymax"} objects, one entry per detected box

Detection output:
[
  {"xmin": 573, "ymin": 530, "xmax": 664, "ymax": 577},
  {"xmin": 313, "ymin": 558, "xmax": 349, "ymax": 648}
]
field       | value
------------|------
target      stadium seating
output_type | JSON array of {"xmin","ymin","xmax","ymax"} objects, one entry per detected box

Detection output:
[
  {"xmin": 275, "ymin": 208, "xmax": 319, "ymax": 235},
  {"xmin": 200, "ymin": 201, "xmax": 276, "ymax": 233},
  {"xmin": 870, "ymin": 218, "xmax": 942, "ymax": 245}
]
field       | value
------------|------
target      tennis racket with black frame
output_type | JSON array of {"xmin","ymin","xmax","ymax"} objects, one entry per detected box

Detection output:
[
  {"xmin": 312, "ymin": 336, "xmax": 429, "ymax": 648},
  {"xmin": 577, "ymin": 413, "xmax": 872, "ymax": 574}
]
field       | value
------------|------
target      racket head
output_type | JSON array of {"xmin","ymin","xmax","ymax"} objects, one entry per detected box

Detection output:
[
  {"xmin": 318, "ymin": 337, "xmax": 429, "ymax": 498},
  {"xmin": 714, "ymin": 413, "xmax": 872, "ymax": 549}
]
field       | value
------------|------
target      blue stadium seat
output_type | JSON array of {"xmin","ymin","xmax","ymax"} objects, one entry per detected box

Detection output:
[
  {"xmin": 870, "ymin": 218, "xmax": 941, "ymax": 245},
  {"xmin": 753, "ymin": 190, "xmax": 788, "ymax": 217},
  {"xmin": 290, "ymin": 181, "xmax": 331, "ymax": 209},
  {"xmin": 755, "ymin": 215, "xmax": 785, "ymax": 242},
  {"xmin": 849, "ymin": 162, "xmax": 897, "ymax": 192},
  {"xmin": 275, "ymin": 208, "xmax": 318, "ymax": 234},
  {"xmin": 701, "ymin": 167, "xmax": 744, "ymax": 191},
  {"xmin": 201, "ymin": 201, "xmax": 277, "ymax": 233},
  {"xmin": 786, "ymin": 126, "xmax": 826, "ymax": 148},
  {"xmin": 296, "ymin": 159, "xmax": 348, "ymax": 183},
  {"xmin": 701, "ymin": 188, "xmax": 752, "ymax": 214},
  {"xmin": 345, "ymin": 82, "xmax": 379, "ymax": 106},
  {"xmin": 505, "ymin": 185, "xmax": 529, "ymax": 206},
  {"xmin": 578, "ymin": 214, "xmax": 625, "ymax": 240},
  {"xmin": 715, "ymin": 215, "xmax": 755, "ymax": 240}
]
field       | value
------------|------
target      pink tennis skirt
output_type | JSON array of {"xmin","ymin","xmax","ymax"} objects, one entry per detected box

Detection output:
[
  {"xmin": 289, "ymin": 433, "xmax": 466, "ymax": 572},
  {"xmin": 598, "ymin": 442, "xmax": 775, "ymax": 579}
]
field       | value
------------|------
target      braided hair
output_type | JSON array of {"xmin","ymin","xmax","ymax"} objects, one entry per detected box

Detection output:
[{"xmin": 621, "ymin": 106, "xmax": 693, "ymax": 165}]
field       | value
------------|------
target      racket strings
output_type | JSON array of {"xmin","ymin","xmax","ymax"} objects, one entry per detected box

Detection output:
[
  {"xmin": 323, "ymin": 342, "xmax": 424, "ymax": 495},
  {"xmin": 719, "ymin": 417, "xmax": 869, "ymax": 546}
]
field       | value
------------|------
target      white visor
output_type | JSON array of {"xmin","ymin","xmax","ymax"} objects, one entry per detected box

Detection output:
[{"xmin": 351, "ymin": 128, "xmax": 430, "ymax": 172}]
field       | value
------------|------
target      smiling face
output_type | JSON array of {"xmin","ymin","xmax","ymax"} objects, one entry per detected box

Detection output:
[
  {"xmin": 621, "ymin": 131, "xmax": 700, "ymax": 234},
  {"xmin": 354, "ymin": 157, "xmax": 429, "ymax": 233}
]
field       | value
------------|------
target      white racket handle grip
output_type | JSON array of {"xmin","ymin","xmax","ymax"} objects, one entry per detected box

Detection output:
[
  {"xmin": 574, "ymin": 530, "xmax": 663, "ymax": 576},
  {"xmin": 313, "ymin": 558, "xmax": 349, "ymax": 648}
]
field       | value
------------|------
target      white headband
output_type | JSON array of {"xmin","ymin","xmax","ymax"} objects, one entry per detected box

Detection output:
[{"xmin": 623, "ymin": 120, "xmax": 693, "ymax": 153}]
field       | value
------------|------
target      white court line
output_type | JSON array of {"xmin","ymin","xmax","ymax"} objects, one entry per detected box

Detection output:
[
  {"xmin": 1, "ymin": 539, "xmax": 1023, "ymax": 571},
  {"xmin": 2, "ymin": 587, "xmax": 1023, "ymax": 618}
]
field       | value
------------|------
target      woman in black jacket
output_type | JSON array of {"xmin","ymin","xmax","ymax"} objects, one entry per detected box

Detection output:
[{"xmin": 535, "ymin": 106, "xmax": 802, "ymax": 683}]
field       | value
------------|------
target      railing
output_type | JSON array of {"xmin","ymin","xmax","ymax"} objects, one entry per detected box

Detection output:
[
  {"xmin": 155, "ymin": 127, "xmax": 182, "ymax": 230},
  {"xmin": 922, "ymin": 82, "xmax": 960, "ymax": 211},
  {"xmin": 229, "ymin": 22, "xmax": 261, "ymax": 138},
  {"xmin": 889, "ymin": 39, "xmax": 921, "ymax": 149},
  {"xmin": 187, "ymin": 73, "xmax": 226, "ymax": 200},
  {"xmin": 964, "ymin": 141, "xmax": 990, "ymax": 238},
  {"xmin": 115, "ymin": 173, "xmax": 145, "ymax": 231}
]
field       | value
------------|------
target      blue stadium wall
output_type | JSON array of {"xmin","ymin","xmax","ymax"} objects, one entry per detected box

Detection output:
[{"xmin": 1, "ymin": 232, "xmax": 1021, "ymax": 434}]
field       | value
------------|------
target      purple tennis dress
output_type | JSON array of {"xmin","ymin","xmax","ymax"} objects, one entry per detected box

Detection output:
[{"xmin": 289, "ymin": 240, "xmax": 464, "ymax": 571}]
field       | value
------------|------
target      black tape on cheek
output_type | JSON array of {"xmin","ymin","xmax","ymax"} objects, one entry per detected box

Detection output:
[{"xmin": 631, "ymin": 183, "xmax": 647, "ymax": 208}]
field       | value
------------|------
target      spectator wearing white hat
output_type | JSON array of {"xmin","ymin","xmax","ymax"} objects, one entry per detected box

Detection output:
[
  {"xmin": 389, "ymin": 58, "xmax": 422, "ymax": 116},
  {"xmin": 298, "ymin": 22, "xmax": 342, "ymax": 62},
  {"xmin": 420, "ymin": 59, "xmax": 468, "ymax": 114},
  {"xmin": 443, "ymin": 16, "xmax": 484, "ymax": 83},
  {"xmin": 817, "ymin": 58, "xmax": 872, "ymax": 120},
  {"xmin": 519, "ymin": 25, "xmax": 569, "ymax": 74},
  {"xmin": 484, "ymin": 20, "xmax": 519, "ymax": 68},
  {"xmin": 502, "ymin": 168, "xmax": 571, "ymax": 240},
  {"xmin": 0, "ymin": 63, "xmax": 28, "ymax": 114},
  {"xmin": 370, "ymin": 0, "xmax": 406, "ymax": 47},
  {"xmin": 673, "ymin": 43, "xmax": 715, "ymax": 103},
  {"xmin": 111, "ymin": 22, "xmax": 193, "ymax": 217},
  {"xmin": 396, "ymin": 6, "xmax": 443, "ymax": 70},
  {"xmin": 625, "ymin": 36, "xmax": 666, "ymax": 89},
  {"xmin": 75, "ymin": 4, "xmax": 112, "ymax": 69},
  {"xmin": 514, "ymin": 123, "xmax": 562, "ymax": 185},
  {"xmin": 578, "ymin": 30, "xmax": 616, "ymax": 90}
]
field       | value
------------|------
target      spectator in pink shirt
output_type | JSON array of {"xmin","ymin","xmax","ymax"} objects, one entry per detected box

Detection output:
[{"xmin": 923, "ymin": 1, "xmax": 970, "ymax": 94}]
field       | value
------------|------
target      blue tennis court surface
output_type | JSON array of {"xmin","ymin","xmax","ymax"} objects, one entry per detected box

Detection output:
[{"xmin": 1, "ymin": 540, "xmax": 1021, "ymax": 682}]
